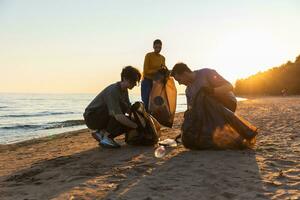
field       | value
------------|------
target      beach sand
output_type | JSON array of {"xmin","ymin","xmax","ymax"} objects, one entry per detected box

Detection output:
[{"xmin": 0, "ymin": 97, "xmax": 299, "ymax": 200}]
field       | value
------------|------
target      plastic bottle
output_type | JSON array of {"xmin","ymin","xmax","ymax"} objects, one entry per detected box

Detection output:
[{"xmin": 154, "ymin": 145, "xmax": 166, "ymax": 158}]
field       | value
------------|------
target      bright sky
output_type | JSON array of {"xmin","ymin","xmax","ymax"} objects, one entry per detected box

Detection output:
[{"xmin": 1, "ymin": 0, "xmax": 300, "ymax": 94}]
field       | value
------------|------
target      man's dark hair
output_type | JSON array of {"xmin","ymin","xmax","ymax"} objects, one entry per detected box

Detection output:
[
  {"xmin": 153, "ymin": 39, "xmax": 162, "ymax": 46},
  {"xmin": 121, "ymin": 66, "xmax": 141, "ymax": 83},
  {"xmin": 171, "ymin": 63, "xmax": 192, "ymax": 76}
]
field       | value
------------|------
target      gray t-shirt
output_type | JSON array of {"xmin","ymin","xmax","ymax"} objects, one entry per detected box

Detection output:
[
  {"xmin": 85, "ymin": 82, "xmax": 130, "ymax": 116},
  {"xmin": 185, "ymin": 68, "xmax": 236, "ymax": 108}
]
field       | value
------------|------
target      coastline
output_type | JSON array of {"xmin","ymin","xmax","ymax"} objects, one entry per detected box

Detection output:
[
  {"xmin": 4, "ymin": 95, "xmax": 298, "ymax": 145},
  {"xmin": 0, "ymin": 97, "xmax": 299, "ymax": 199},
  {"xmin": 0, "ymin": 128, "xmax": 89, "ymax": 153}
]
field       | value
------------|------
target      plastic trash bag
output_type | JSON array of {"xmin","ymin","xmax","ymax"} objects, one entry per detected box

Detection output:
[
  {"xmin": 149, "ymin": 68, "xmax": 177, "ymax": 128},
  {"xmin": 125, "ymin": 102, "xmax": 161, "ymax": 146},
  {"xmin": 181, "ymin": 89, "xmax": 258, "ymax": 150}
]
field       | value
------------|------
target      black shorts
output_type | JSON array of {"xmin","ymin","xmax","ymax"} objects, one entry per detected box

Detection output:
[
  {"xmin": 83, "ymin": 106, "xmax": 127, "ymax": 138},
  {"xmin": 84, "ymin": 106, "xmax": 109, "ymax": 130}
]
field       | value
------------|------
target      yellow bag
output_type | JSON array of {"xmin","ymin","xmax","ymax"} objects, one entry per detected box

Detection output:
[{"xmin": 149, "ymin": 77, "xmax": 177, "ymax": 127}]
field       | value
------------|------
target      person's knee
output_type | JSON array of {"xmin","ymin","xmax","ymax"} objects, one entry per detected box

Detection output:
[
  {"xmin": 83, "ymin": 114, "xmax": 96, "ymax": 130},
  {"xmin": 106, "ymin": 117, "xmax": 127, "ymax": 138},
  {"xmin": 228, "ymin": 101, "xmax": 237, "ymax": 112},
  {"xmin": 84, "ymin": 111, "xmax": 108, "ymax": 130}
]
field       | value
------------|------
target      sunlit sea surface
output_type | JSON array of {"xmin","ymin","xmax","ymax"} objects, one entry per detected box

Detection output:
[{"xmin": 0, "ymin": 93, "xmax": 245, "ymax": 144}]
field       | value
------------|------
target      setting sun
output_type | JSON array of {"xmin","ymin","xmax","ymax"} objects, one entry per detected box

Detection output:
[{"xmin": 1, "ymin": 1, "xmax": 300, "ymax": 93}]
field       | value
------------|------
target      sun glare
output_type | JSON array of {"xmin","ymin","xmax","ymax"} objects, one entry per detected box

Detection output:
[{"xmin": 213, "ymin": 28, "xmax": 287, "ymax": 81}]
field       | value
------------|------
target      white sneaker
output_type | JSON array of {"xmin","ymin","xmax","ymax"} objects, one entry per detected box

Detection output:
[
  {"xmin": 91, "ymin": 130, "xmax": 104, "ymax": 142},
  {"xmin": 99, "ymin": 132, "xmax": 121, "ymax": 148}
]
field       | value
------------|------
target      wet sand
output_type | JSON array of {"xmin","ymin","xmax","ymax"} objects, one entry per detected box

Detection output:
[{"xmin": 0, "ymin": 97, "xmax": 299, "ymax": 200}]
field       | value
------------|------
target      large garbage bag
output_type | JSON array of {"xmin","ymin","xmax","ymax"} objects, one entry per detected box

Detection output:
[
  {"xmin": 125, "ymin": 102, "xmax": 161, "ymax": 146},
  {"xmin": 182, "ymin": 89, "xmax": 257, "ymax": 150},
  {"xmin": 149, "ymin": 68, "xmax": 177, "ymax": 128}
]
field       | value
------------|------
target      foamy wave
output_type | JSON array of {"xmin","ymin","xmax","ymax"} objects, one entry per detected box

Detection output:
[
  {"xmin": 1, "ymin": 111, "xmax": 76, "ymax": 118},
  {"xmin": 0, "ymin": 120, "xmax": 85, "ymax": 131},
  {"xmin": 1, "ymin": 124, "xmax": 42, "ymax": 130},
  {"xmin": 45, "ymin": 120, "xmax": 85, "ymax": 129}
]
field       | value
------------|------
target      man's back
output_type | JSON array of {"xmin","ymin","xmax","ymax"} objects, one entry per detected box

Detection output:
[
  {"xmin": 85, "ymin": 82, "xmax": 130, "ymax": 116},
  {"xmin": 186, "ymin": 68, "xmax": 236, "ymax": 111}
]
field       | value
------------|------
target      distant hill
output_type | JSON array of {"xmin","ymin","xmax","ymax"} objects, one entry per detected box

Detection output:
[{"xmin": 234, "ymin": 55, "xmax": 300, "ymax": 96}]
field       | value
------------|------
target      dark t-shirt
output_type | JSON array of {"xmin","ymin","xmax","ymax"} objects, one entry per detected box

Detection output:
[
  {"xmin": 84, "ymin": 82, "xmax": 130, "ymax": 116},
  {"xmin": 185, "ymin": 68, "xmax": 236, "ymax": 109}
]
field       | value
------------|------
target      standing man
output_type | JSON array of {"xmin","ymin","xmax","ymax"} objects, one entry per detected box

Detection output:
[
  {"xmin": 141, "ymin": 39, "xmax": 166, "ymax": 110},
  {"xmin": 171, "ymin": 63, "xmax": 237, "ymax": 112},
  {"xmin": 83, "ymin": 66, "xmax": 141, "ymax": 148}
]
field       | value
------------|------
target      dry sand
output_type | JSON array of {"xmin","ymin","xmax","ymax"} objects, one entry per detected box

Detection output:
[{"xmin": 0, "ymin": 97, "xmax": 299, "ymax": 200}]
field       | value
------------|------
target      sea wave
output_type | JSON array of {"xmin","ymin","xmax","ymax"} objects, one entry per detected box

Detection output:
[
  {"xmin": 0, "ymin": 119, "xmax": 85, "ymax": 131},
  {"xmin": 0, "ymin": 124, "xmax": 42, "ymax": 130},
  {"xmin": 1, "ymin": 111, "xmax": 76, "ymax": 118},
  {"xmin": 45, "ymin": 120, "xmax": 85, "ymax": 129}
]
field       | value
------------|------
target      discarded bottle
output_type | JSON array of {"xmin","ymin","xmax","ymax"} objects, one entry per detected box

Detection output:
[
  {"xmin": 158, "ymin": 138, "xmax": 177, "ymax": 147},
  {"xmin": 154, "ymin": 145, "xmax": 166, "ymax": 158}
]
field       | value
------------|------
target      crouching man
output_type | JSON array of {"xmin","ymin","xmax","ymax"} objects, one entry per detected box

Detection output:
[
  {"xmin": 171, "ymin": 63, "xmax": 237, "ymax": 112},
  {"xmin": 83, "ymin": 66, "xmax": 141, "ymax": 148}
]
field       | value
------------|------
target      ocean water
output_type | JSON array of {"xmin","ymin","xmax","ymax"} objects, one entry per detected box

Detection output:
[
  {"xmin": 0, "ymin": 93, "xmax": 187, "ymax": 144},
  {"xmin": 0, "ymin": 93, "xmax": 246, "ymax": 144}
]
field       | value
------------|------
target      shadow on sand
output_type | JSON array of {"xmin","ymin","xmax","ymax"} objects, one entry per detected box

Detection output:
[
  {"xmin": 0, "ymin": 143, "xmax": 269, "ymax": 200},
  {"xmin": 104, "ymin": 148, "xmax": 269, "ymax": 200}
]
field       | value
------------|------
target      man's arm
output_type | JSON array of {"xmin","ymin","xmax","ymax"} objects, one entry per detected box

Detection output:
[
  {"xmin": 143, "ymin": 53, "xmax": 150, "ymax": 72},
  {"xmin": 214, "ymin": 84, "xmax": 234, "ymax": 96},
  {"xmin": 114, "ymin": 114, "xmax": 137, "ymax": 129},
  {"xmin": 207, "ymin": 69, "xmax": 233, "ymax": 95},
  {"xmin": 186, "ymin": 91, "xmax": 192, "ymax": 110},
  {"xmin": 105, "ymin": 90, "xmax": 137, "ymax": 129},
  {"xmin": 162, "ymin": 56, "xmax": 166, "ymax": 67}
]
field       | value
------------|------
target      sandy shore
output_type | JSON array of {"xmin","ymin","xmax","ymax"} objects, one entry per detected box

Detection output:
[{"xmin": 0, "ymin": 97, "xmax": 299, "ymax": 200}]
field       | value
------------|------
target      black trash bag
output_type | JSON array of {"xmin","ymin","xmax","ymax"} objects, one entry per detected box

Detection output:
[
  {"xmin": 182, "ymin": 89, "xmax": 257, "ymax": 150},
  {"xmin": 125, "ymin": 102, "xmax": 161, "ymax": 146}
]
